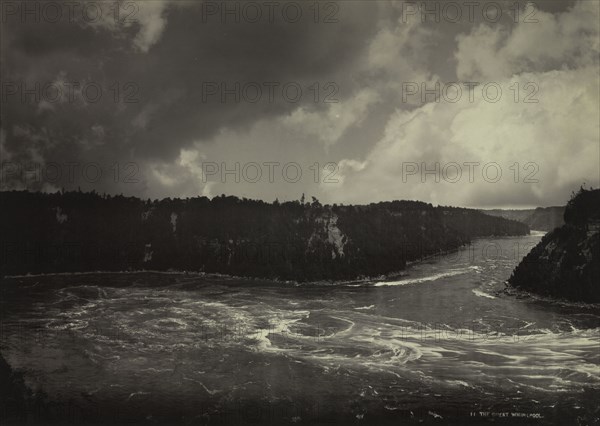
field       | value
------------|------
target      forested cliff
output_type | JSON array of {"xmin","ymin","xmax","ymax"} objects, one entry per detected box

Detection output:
[
  {"xmin": 508, "ymin": 188, "xmax": 600, "ymax": 302},
  {"xmin": 1, "ymin": 191, "xmax": 528, "ymax": 281}
]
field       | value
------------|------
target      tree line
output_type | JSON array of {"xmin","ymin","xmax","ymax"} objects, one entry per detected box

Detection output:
[{"xmin": 0, "ymin": 190, "xmax": 529, "ymax": 281}]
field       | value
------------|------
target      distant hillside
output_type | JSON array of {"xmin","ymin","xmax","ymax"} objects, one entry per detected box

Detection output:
[
  {"xmin": 508, "ymin": 188, "xmax": 600, "ymax": 302},
  {"xmin": 0, "ymin": 191, "xmax": 528, "ymax": 281},
  {"xmin": 482, "ymin": 206, "xmax": 565, "ymax": 232}
]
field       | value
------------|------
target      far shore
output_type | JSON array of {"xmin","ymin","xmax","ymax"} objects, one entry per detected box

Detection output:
[{"xmin": 1, "ymin": 233, "xmax": 545, "ymax": 287}]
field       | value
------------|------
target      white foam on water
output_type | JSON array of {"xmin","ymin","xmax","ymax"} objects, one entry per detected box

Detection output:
[
  {"xmin": 182, "ymin": 377, "xmax": 221, "ymax": 395},
  {"xmin": 472, "ymin": 288, "xmax": 496, "ymax": 299},
  {"xmin": 45, "ymin": 319, "xmax": 89, "ymax": 330},
  {"xmin": 530, "ymin": 230, "xmax": 548, "ymax": 236},
  {"xmin": 126, "ymin": 391, "xmax": 151, "ymax": 401},
  {"xmin": 374, "ymin": 267, "xmax": 474, "ymax": 287},
  {"xmin": 446, "ymin": 380, "xmax": 471, "ymax": 387}
]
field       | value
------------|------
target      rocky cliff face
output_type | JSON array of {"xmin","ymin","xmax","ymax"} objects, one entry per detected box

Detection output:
[
  {"xmin": 1, "ymin": 352, "xmax": 30, "ymax": 422},
  {"xmin": 508, "ymin": 189, "xmax": 600, "ymax": 302}
]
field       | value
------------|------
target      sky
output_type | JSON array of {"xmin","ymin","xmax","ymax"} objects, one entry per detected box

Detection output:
[{"xmin": 1, "ymin": 0, "xmax": 599, "ymax": 208}]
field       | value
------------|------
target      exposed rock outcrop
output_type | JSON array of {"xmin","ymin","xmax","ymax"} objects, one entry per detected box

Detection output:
[
  {"xmin": 1, "ymin": 352, "xmax": 29, "ymax": 423},
  {"xmin": 508, "ymin": 189, "xmax": 600, "ymax": 302}
]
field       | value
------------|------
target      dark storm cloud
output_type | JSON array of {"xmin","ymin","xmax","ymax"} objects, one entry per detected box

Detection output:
[
  {"xmin": 1, "ymin": 1, "xmax": 380, "ymax": 191},
  {"xmin": 119, "ymin": 2, "xmax": 382, "ymax": 160},
  {"xmin": 8, "ymin": 22, "xmax": 118, "ymax": 57}
]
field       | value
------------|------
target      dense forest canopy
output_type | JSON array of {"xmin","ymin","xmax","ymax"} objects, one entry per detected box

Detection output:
[{"xmin": 0, "ymin": 190, "xmax": 529, "ymax": 281}]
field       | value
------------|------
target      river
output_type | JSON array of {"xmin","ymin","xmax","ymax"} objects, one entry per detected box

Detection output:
[{"xmin": 1, "ymin": 233, "xmax": 599, "ymax": 425}]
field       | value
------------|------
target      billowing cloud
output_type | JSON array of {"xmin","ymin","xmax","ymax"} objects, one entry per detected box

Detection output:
[
  {"xmin": 129, "ymin": 0, "xmax": 171, "ymax": 52},
  {"xmin": 282, "ymin": 88, "xmax": 381, "ymax": 149},
  {"xmin": 323, "ymin": 1, "xmax": 599, "ymax": 208},
  {"xmin": 323, "ymin": 67, "xmax": 599, "ymax": 207},
  {"xmin": 1, "ymin": 0, "xmax": 597, "ymax": 208},
  {"xmin": 455, "ymin": 1, "xmax": 599, "ymax": 80}
]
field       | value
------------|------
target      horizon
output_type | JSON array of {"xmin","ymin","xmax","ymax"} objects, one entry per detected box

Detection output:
[{"xmin": 0, "ymin": 187, "xmax": 575, "ymax": 211}]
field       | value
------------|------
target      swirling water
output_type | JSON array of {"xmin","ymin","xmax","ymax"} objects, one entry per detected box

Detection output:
[{"xmin": 1, "ymin": 234, "xmax": 599, "ymax": 425}]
